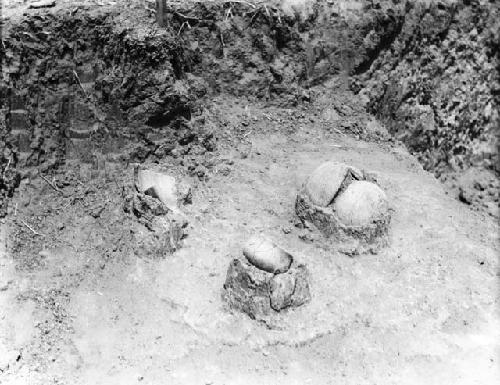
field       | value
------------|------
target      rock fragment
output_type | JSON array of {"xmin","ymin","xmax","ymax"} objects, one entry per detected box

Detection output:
[
  {"xmin": 242, "ymin": 235, "xmax": 292, "ymax": 274},
  {"xmin": 269, "ymin": 265, "xmax": 310, "ymax": 311},
  {"xmin": 129, "ymin": 192, "xmax": 169, "ymax": 224},
  {"xmin": 223, "ymin": 259, "xmax": 274, "ymax": 319},
  {"xmin": 126, "ymin": 194, "xmax": 187, "ymax": 257}
]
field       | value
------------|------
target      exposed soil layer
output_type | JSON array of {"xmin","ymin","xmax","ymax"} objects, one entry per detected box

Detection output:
[
  {"xmin": 2, "ymin": 0, "xmax": 498, "ymax": 218},
  {"xmin": 352, "ymin": 0, "xmax": 500, "ymax": 217}
]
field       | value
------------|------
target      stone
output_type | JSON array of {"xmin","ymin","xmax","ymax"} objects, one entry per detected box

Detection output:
[
  {"xmin": 304, "ymin": 161, "xmax": 363, "ymax": 207},
  {"xmin": 151, "ymin": 216, "xmax": 186, "ymax": 253},
  {"xmin": 269, "ymin": 264, "xmax": 311, "ymax": 311},
  {"xmin": 243, "ymin": 235, "xmax": 293, "ymax": 274},
  {"xmin": 131, "ymin": 217, "xmax": 186, "ymax": 258},
  {"xmin": 332, "ymin": 181, "xmax": 389, "ymax": 227},
  {"xmin": 223, "ymin": 258, "xmax": 311, "ymax": 320},
  {"xmin": 223, "ymin": 259, "xmax": 273, "ymax": 319},
  {"xmin": 291, "ymin": 264, "xmax": 312, "ymax": 306},
  {"xmin": 127, "ymin": 189, "xmax": 187, "ymax": 223},
  {"xmin": 269, "ymin": 273, "xmax": 295, "ymax": 310}
]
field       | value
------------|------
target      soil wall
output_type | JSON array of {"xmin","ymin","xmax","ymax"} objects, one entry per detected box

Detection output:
[
  {"xmin": 353, "ymin": 0, "xmax": 499, "ymax": 180},
  {"xmin": 1, "ymin": 0, "xmax": 498, "ymax": 216}
]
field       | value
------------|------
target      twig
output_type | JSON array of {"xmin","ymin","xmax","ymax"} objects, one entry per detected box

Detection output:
[
  {"xmin": 72, "ymin": 70, "xmax": 88, "ymax": 97},
  {"xmin": 173, "ymin": 11, "xmax": 201, "ymax": 21},
  {"xmin": 39, "ymin": 174, "xmax": 64, "ymax": 195},
  {"xmin": 2, "ymin": 156, "xmax": 11, "ymax": 177},
  {"xmin": 220, "ymin": 31, "xmax": 225, "ymax": 47},
  {"xmin": 225, "ymin": 6, "xmax": 233, "ymax": 21},
  {"xmin": 19, "ymin": 219, "xmax": 45, "ymax": 237},
  {"xmin": 243, "ymin": 129, "xmax": 253, "ymax": 138},
  {"xmin": 72, "ymin": 72, "xmax": 104, "ymax": 123},
  {"xmin": 263, "ymin": 4, "xmax": 270, "ymax": 17},
  {"xmin": 54, "ymin": 199, "xmax": 73, "ymax": 211},
  {"xmin": 177, "ymin": 21, "xmax": 191, "ymax": 36},
  {"xmin": 248, "ymin": 9, "xmax": 261, "ymax": 25}
]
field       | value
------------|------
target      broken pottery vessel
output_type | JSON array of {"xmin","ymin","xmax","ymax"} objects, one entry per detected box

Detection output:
[
  {"xmin": 296, "ymin": 161, "xmax": 391, "ymax": 255},
  {"xmin": 223, "ymin": 236, "xmax": 311, "ymax": 321},
  {"xmin": 135, "ymin": 167, "xmax": 191, "ymax": 214},
  {"xmin": 124, "ymin": 168, "xmax": 191, "ymax": 257}
]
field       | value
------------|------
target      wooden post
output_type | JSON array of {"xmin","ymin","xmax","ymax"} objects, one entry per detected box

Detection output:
[{"xmin": 156, "ymin": 0, "xmax": 166, "ymax": 27}]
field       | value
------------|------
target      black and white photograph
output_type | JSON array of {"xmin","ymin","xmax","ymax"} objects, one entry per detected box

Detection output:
[{"xmin": 0, "ymin": 0, "xmax": 498, "ymax": 383}]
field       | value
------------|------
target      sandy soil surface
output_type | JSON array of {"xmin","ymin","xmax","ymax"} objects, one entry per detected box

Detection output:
[{"xmin": 0, "ymin": 82, "xmax": 498, "ymax": 384}]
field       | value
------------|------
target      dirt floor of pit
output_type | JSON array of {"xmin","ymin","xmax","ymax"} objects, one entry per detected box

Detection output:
[{"xmin": 0, "ymin": 81, "xmax": 499, "ymax": 384}]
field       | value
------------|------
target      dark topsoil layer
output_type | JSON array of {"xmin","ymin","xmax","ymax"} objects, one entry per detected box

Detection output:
[{"xmin": 1, "ymin": 0, "xmax": 499, "ymax": 216}]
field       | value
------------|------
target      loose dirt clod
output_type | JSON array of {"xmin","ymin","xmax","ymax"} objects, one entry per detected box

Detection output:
[{"xmin": 296, "ymin": 161, "xmax": 391, "ymax": 255}]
